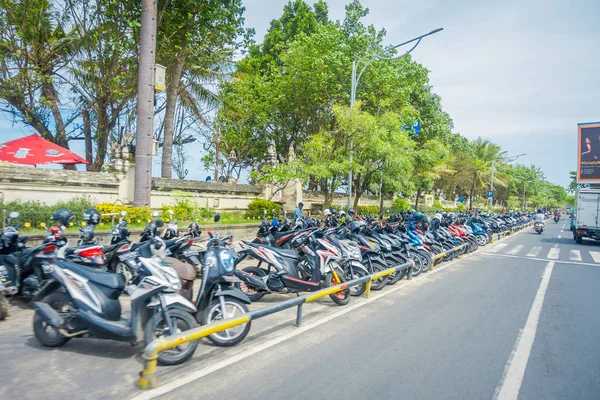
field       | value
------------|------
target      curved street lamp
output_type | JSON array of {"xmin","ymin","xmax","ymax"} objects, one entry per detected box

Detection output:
[{"xmin": 347, "ymin": 28, "xmax": 444, "ymax": 210}]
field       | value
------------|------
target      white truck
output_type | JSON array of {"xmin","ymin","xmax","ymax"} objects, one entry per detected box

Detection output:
[{"xmin": 573, "ymin": 189, "xmax": 600, "ymax": 244}]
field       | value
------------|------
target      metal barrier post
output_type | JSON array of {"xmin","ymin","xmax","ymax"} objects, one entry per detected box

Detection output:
[
  {"xmin": 407, "ymin": 264, "xmax": 413, "ymax": 280},
  {"xmin": 364, "ymin": 279, "xmax": 371, "ymax": 297},
  {"xmin": 296, "ymin": 304, "xmax": 303, "ymax": 327}
]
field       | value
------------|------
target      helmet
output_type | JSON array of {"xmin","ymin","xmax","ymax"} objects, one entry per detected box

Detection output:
[
  {"xmin": 323, "ymin": 209, "xmax": 331, "ymax": 217},
  {"xmin": 51, "ymin": 209, "xmax": 74, "ymax": 226},
  {"xmin": 538, "ymin": 208, "xmax": 543, "ymax": 213},
  {"xmin": 413, "ymin": 211, "xmax": 423, "ymax": 221},
  {"xmin": 83, "ymin": 208, "xmax": 101, "ymax": 225},
  {"xmin": 350, "ymin": 220, "xmax": 365, "ymax": 233},
  {"xmin": 340, "ymin": 211, "xmax": 346, "ymax": 217},
  {"xmin": 330, "ymin": 208, "xmax": 338, "ymax": 215}
]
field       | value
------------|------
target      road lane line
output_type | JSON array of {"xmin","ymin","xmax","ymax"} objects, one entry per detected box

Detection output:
[
  {"xmin": 558, "ymin": 235, "xmax": 562, "ymax": 239},
  {"xmin": 590, "ymin": 252, "xmax": 600, "ymax": 263},
  {"xmin": 488, "ymin": 243, "xmax": 508, "ymax": 253},
  {"xmin": 547, "ymin": 248, "xmax": 560, "ymax": 260},
  {"xmin": 570, "ymin": 250, "xmax": 582, "ymax": 261},
  {"xmin": 482, "ymin": 252, "xmax": 600, "ymax": 267},
  {"xmin": 506, "ymin": 245, "xmax": 523, "ymax": 255},
  {"xmin": 525, "ymin": 246, "xmax": 542, "ymax": 257},
  {"xmin": 493, "ymin": 261, "xmax": 554, "ymax": 400}
]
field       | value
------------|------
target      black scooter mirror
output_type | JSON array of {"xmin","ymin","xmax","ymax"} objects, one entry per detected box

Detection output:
[
  {"xmin": 120, "ymin": 210, "xmax": 127, "ymax": 217},
  {"xmin": 152, "ymin": 211, "xmax": 160, "ymax": 218},
  {"xmin": 8, "ymin": 211, "xmax": 19, "ymax": 219},
  {"xmin": 214, "ymin": 213, "xmax": 221, "ymax": 223}
]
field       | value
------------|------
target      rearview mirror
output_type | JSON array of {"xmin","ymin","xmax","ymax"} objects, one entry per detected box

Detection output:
[
  {"xmin": 120, "ymin": 211, "xmax": 127, "ymax": 217},
  {"xmin": 152, "ymin": 211, "xmax": 160, "ymax": 218},
  {"xmin": 8, "ymin": 211, "xmax": 19, "ymax": 219},
  {"xmin": 214, "ymin": 213, "xmax": 221, "ymax": 223},
  {"xmin": 263, "ymin": 209, "xmax": 267, "ymax": 216},
  {"xmin": 168, "ymin": 209, "xmax": 174, "ymax": 216}
]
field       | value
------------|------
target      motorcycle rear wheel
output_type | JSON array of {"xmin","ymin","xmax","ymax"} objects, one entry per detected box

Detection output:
[
  {"xmin": 239, "ymin": 266, "xmax": 267, "ymax": 302},
  {"xmin": 33, "ymin": 292, "xmax": 71, "ymax": 347},
  {"xmin": 145, "ymin": 308, "xmax": 199, "ymax": 365}
]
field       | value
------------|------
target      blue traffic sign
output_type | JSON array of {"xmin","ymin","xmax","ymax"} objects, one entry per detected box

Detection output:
[{"xmin": 488, "ymin": 190, "xmax": 494, "ymax": 198}]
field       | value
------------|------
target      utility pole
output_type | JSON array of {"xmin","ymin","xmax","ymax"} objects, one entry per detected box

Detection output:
[{"xmin": 133, "ymin": 0, "xmax": 157, "ymax": 207}]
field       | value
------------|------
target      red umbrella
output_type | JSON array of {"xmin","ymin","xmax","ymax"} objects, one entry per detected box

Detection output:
[{"xmin": 0, "ymin": 134, "xmax": 90, "ymax": 165}]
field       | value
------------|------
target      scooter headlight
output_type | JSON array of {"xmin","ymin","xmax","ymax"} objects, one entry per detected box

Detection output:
[
  {"xmin": 205, "ymin": 250, "xmax": 217, "ymax": 268},
  {"xmin": 219, "ymin": 251, "xmax": 235, "ymax": 273}
]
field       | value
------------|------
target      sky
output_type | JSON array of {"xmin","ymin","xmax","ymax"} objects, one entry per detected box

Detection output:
[{"xmin": 1, "ymin": 0, "xmax": 599, "ymax": 187}]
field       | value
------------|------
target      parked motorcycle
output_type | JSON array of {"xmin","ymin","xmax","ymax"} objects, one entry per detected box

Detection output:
[
  {"xmin": 193, "ymin": 213, "xmax": 252, "ymax": 346},
  {"xmin": 32, "ymin": 237, "xmax": 199, "ymax": 365}
]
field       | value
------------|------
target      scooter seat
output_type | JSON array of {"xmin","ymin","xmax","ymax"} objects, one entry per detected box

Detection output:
[{"xmin": 60, "ymin": 260, "xmax": 125, "ymax": 290}]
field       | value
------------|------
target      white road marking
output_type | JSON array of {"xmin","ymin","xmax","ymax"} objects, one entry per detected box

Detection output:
[
  {"xmin": 483, "ymin": 252, "xmax": 600, "ymax": 267},
  {"xmin": 506, "ymin": 245, "xmax": 523, "ymax": 255},
  {"xmin": 570, "ymin": 250, "xmax": 582, "ymax": 262},
  {"xmin": 590, "ymin": 252, "xmax": 600, "ymax": 263},
  {"xmin": 493, "ymin": 262, "xmax": 554, "ymax": 400},
  {"xmin": 558, "ymin": 235, "xmax": 562, "ymax": 239},
  {"xmin": 488, "ymin": 243, "xmax": 508, "ymax": 253},
  {"xmin": 547, "ymin": 248, "xmax": 560, "ymax": 260},
  {"xmin": 526, "ymin": 247, "xmax": 542, "ymax": 257}
]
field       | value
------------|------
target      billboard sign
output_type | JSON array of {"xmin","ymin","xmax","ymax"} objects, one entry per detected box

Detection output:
[{"xmin": 578, "ymin": 122, "xmax": 600, "ymax": 183}]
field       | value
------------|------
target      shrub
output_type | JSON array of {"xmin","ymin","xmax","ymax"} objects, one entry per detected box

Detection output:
[
  {"xmin": 456, "ymin": 203, "xmax": 466, "ymax": 211},
  {"xmin": 433, "ymin": 200, "xmax": 443, "ymax": 209},
  {"xmin": 96, "ymin": 202, "xmax": 151, "ymax": 225},
  {"xmin": 0, "ymin": 196, "xmax": 95, "ymax": 228},
  {"xmin": 246, "ymin": 198, "xmax": 282, "ymax": 219},
  {"xmin": 357, "ymin": 205, "xmax": 379, "ymax": 216},
  {"xmin": 391, "ymin": 198, "xmax": 411, "ymax": 212}
]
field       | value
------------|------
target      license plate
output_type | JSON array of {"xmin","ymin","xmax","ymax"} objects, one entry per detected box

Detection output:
[
  {"xmin": 222, "ymin": 275, "xmax": 241, "ymax": 283},
  {"xmin": 188, "ymin": 256, "xmax": 200, "ymax": 265},
  {"xmin": 183, "ymin": 250, "xmax": 199, "ymax": 256}
]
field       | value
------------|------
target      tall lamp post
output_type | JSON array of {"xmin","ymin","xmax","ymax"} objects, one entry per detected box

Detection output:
[
  {"xmin": 347, "ymin": 28, "xmax": 443, "ymax": 210},
  {"xmin": 489, "ymin": 153, "xmax": 525, "ymax": 209}
]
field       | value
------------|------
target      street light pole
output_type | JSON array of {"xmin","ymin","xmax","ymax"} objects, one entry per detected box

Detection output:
[
  {"xmin": 347, "ymin": 28, "xmax": 443, "ymax": 210},
  {"xmin": 133, "ymin": 0, "xmax": 157, "ymax": 207}
]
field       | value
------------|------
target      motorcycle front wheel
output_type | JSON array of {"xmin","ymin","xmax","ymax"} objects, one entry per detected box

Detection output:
[
  {"xmin": 325, "ymin": 266, "xmax": 351, "ymax": 305},
  {"xmin": 343, "ymin": 264, "xmax": 369, "ymax": 296},
  {"xmin": 201, "ymin": 297, "xmax": 251, "ymax": 347},
  {"xmin": 144, "ymin": 309, "xmax": 199, "ymax": 365},
  {"xmin": 0, "ymin": 293, "xmax": 9, "ymax": 320}
]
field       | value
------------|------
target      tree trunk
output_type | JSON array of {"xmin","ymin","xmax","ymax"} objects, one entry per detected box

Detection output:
[
  {"xmin": 161, "ymin": 53, "xmax": 186, "ymax": 178},
  {"xmin": 469, "ymin": 173, "xmax": 477, "ymax": 211},
  {"xmin": 42, "ymin": 80, "xmax": 75, "ymax": 170},
  {"xmin": 90, "ymin": 108, "xmax": 110, "ymax": 172},
  {"xmin": 82, "ymin": 109, "xmax": 93, "ymax": 170},
  {"xmin": 415, "ymin": 188, "xmax": 422, "ymax": 210}
]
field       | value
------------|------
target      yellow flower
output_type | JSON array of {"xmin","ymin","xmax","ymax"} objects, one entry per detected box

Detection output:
[
  {"xmin": 100, "ymin": 222, "xmax": 104, "ymax": 227},
  {"xmin": 127, "ymin": 220, "xmax": 131, "ymax": 223},
  {"xmin": 39, "ymin": 222, "xmax": 46, "ymax": 228},
  {"xmin": 81, "ymin": 221, "xmax": 87, "ymax": 227},
  {"xmin": 137, "ymin": 219, "xmax": 141, "ymax": 223},
  {"xmin": 69, "ymin": 222, "xmax": 74, "ymax": 227},
  {"xmin": 147, "ymin": 218, "xmax": 152, "ymax": 223},
  {"xmin": 24, "ymin": 222, "xmax": 31, "ymax": 228},
  {"xmin": 166, "ymin": 218, "xmax": 171, "ymax": 222}
]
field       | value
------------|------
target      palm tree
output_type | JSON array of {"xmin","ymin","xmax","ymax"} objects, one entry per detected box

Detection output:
[{"xmin": 466, "ymin": 138, "xmax": 507, "ymax": 210}]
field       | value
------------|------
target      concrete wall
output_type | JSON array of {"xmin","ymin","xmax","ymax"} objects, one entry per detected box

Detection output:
[{"xmin": 0, "ymin": 164, "xmax": 395, "ymax": 212}]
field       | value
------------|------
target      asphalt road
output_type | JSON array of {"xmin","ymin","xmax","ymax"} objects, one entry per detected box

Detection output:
[{"xmin": 3, "ymin": 218, "xmax": 600, "ymax": 400}]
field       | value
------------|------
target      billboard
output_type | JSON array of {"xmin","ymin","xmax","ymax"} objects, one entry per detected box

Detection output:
[{"xmin": 578, "ymin": 122, "xmax": 600, "ymax": 183}]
